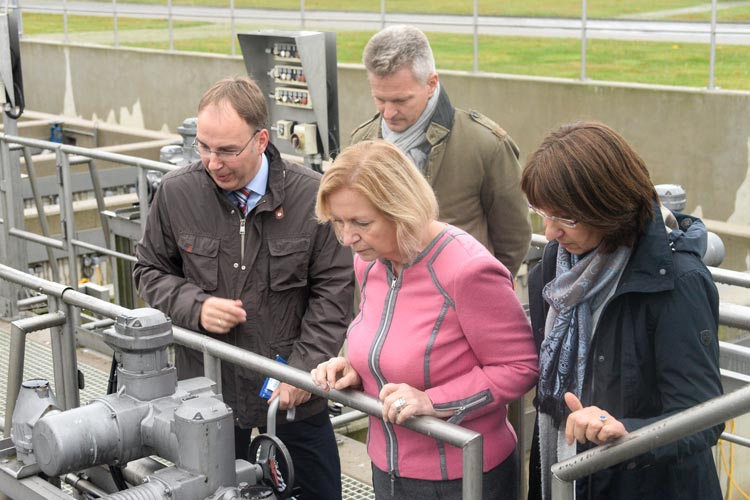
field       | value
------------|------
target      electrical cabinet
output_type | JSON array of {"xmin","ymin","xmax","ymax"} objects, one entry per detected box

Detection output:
[{"xmin": 238, "ymin": 30, "xmax": 339, "ymax": 171}]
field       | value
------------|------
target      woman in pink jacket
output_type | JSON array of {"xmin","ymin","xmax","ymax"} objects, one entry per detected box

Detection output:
[{"xmin": 311, "ymin": 140, "xmax": 538, "ymax": 499}]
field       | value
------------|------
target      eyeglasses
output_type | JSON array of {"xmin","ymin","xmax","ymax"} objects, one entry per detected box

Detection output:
[
  {"xmin": 528, "ymin": 203, "xmax": 578, "ymax": 229},
  {"xmin": 193, "ymin": 129, "xmax": 260, "ymax": 160}
]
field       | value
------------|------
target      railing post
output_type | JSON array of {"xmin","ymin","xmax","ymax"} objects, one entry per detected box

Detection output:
[
  {"xmin": 4, "ymin": 309, "xmax": 67, "ymax": 436},
  {"xmin": 22, "ymin": 146, "xmax": 61, "ymax": 282},
  {"xmin": 112, "ymin": 0, "xmax": 119, "ymax": 47},
  {"xmin": 580, "ymin": 0, "xmax": 588, "ymax": 81},
  {"xmin": 62, "ymin": 0, "xmax": 69, "ymax": 44},
  {"xmin": 168, "ymin": 0, "xmax": 174, "ymax": 52},
  {"xmin": 0, "ymin": 130, "xmax": 27, "ymax": 319},
  {"xmin": 230, "ymin": 0, "xmax": 236, "ymax": 56},
  {"xmin": 56, "ymin": 148, "xmax": 79, "ymax": 287},
  {"xmin": 45, "ymin": 296, "xmax": 76, "ymax": 410},
  {"xmin": 203, "ymin": 351, "xmax": 223, "ymax": 396},
  {"xmin": 551, "ymin": 473, "xmax": 575, "ymax": 500},
  {"xmin": 472, "ymin": 0, "xmax": 479, "ymax": 73},
  {"xmin": 462, "ymin": 433, "xmax": 483, "ymax": 500},
  {"xmin": 708, "ymin": 0, "xmax": 718, "ymax": 89}
]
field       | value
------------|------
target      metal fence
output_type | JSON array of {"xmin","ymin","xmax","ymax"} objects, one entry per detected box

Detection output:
[{"xmin": 13, "ymin": 0, "xmax": 750, "ymax": 89}]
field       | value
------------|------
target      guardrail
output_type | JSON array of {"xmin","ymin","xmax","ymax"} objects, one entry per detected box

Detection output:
[{"xmin": 0, "ymin": 262, "xmax": 485, "ymax": 499}]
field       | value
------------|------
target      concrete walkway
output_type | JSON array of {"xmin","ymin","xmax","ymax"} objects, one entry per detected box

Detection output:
[{"xmin": 18, "ymin": 0, "xmax": 750, "ymax": 45}]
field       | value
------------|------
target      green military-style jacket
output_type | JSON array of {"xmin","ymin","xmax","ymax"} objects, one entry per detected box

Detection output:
[{"xmin": 351, "ymin": 87, "xmax": 531, "ymax": 276}]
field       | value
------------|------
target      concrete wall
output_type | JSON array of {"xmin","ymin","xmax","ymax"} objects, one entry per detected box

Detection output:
[{"xmin": 20, "ymin": 40, "xmax": 750, "ymax": 269}]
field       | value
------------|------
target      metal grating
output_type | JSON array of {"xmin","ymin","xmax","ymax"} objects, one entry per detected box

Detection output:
[
  {"xmin": 342, "ymin": 474, "xmax": 376, "ymax": 500},
  {"xmin": 0, "ymin": 327, "xmax": 110, "ymax": 415},
  {"xmin": 0, "ymin": 327, "xmax": 375, "ymax": 499}
]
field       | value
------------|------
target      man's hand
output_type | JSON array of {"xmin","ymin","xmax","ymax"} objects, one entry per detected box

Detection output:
[
  {"xmin": 200, "ymin": 297, "xmax": 246, "ymax": 334},
  {"xmin": 270, "ymin": 382, "xmax": 311, "ymax": 410},
  {"xmin": 564, "ymin": 392, "xmax": 627, "ymax": 446}
]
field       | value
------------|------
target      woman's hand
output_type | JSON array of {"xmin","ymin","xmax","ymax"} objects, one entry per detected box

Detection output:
[
  {"xmin": 564, "ymin": 392, "xmax": 628, "ymax": 445},
  {"xmin": 311, "ymin": 356, "xmax": 362, "ymax": 391},
  {"xmin": 379, "ymin": 383, "xmax": 451, "ymax": 425}
]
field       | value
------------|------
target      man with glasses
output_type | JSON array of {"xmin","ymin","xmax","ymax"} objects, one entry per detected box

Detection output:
[
  {"xmin": 134, "ymin": 76, "xmax": 354, "ymax": 499},
  {"xmin": 351, "ymin": 25, "xmax": 531, "ymax": 276}
]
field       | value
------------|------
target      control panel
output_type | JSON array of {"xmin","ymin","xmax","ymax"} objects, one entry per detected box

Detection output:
[{"xmin": 238, "ymin": 31, "xmax": 339, "ymax": 171}]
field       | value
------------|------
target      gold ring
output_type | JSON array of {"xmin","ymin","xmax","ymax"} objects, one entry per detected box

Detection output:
[{"xmin": 218, "ymin": 318, "xmax": 223, "ymax": 326}]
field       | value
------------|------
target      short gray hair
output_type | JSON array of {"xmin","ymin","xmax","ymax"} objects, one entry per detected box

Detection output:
[{"xmin": 362, "ymin": 25, "xmax": 436, "ymax": 84}]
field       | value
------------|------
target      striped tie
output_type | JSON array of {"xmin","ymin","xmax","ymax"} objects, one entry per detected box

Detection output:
[{"xmin": 233, "ymin": 187, "xmax": 251, "ymax": 215}]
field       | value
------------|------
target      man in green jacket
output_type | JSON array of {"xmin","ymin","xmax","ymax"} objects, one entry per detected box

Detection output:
[{"xmin": 351, "ymin": 25, "xmax": 531, "ymax": 276}]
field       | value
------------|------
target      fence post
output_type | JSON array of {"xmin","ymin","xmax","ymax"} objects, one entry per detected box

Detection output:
[
  {"xmin": 473, "ymin": 0, "xmax": 479, "ymax": 73},
  {"xmin": 168, "ymin": 0, "xmax": 174, "ymax": 52},
  {"xmin": 580, "ymin": 0, "xmax": 588, "ymax": 80},
  {"xmin": 708, "ymin": 0, "xmax": 717, "ymax": 89},
  {"xmin": 112, "ymin": 0, "xmax": 119, "ymax": 47}
]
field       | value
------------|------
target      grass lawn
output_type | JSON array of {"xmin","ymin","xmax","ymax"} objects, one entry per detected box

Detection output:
[
  {"xmin": 20, "ymin": 12, "xmax": 750, "ymax": 90},
  {"xmin": 22, "ymin": 12, "xmax": 208, "ymax": 34},
  {"xmin": 668, "ymin": 6, "xmax": 750, "ymax": 21},
  {"xmin": 69, "ymin": 0, "xmax": 727, "ymax": 19}
]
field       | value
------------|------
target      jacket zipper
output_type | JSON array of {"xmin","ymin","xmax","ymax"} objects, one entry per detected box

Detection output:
[
  {"xmin": 239, "ymin": 217, "xmax": 246, "ymax": 263},
  {"xmin": 443, "ymin": 394, "xmax": 490, "ymax": 418},
  {"xmin": 369, "ymin": 275, "xmax": 400, "ymax": 487}
]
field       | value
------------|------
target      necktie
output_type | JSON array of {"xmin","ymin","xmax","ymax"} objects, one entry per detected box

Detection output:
[{"xmin": 233, "ymin": 187, "xmax": 251, "ymax": 215}]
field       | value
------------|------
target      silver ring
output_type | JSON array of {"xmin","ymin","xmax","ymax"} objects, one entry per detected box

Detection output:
[
  {"xmin": 599, "ymin": 415, "xmax": 608, "ymax": 424},
  {"xmin": 393, "ymin": 397, "xmax": 407, "ymax": 411}
]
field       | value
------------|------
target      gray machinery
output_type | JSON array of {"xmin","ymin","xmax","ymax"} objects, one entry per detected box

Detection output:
[
  {"xmin": 655, "ymin": 184, "xmax": 725, "ymax": 267},
  {"xmin": 238, "ymin": 30, "xmax": 339, "ymax": 171},
  {"xmin": 1, "ymin": 308, "xmax": 295, "ymax": 499}
]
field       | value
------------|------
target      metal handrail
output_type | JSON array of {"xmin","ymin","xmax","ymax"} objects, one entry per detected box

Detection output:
[
  {"xmin": 550, "ymin": 383, "xmax": 750, "ymax": 499},
  {"xmin": 0, "ymin": 263, "xmax": 484, "ymax": 500},
  {"xmin": 529, "ymin": 234, "xmax": 750, "ymax": 289}
]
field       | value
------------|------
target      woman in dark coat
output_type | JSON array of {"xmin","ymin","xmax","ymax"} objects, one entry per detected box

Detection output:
[{"xmin": 523, "ymin": 121, "xmax": 723, "ymax": 500}]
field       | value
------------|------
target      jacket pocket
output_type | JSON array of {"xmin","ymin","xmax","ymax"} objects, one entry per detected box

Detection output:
[
  {"xmin": 268, "ymin": 237, "xmax": 310, "ymax": 291},
  {"xmin": 178, "ymin": 233, "xmax": 220, "ymax": 291}
]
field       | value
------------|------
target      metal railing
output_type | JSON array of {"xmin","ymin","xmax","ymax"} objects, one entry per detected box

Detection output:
[
  {"xmin": 551, "ymin": 383, "xmax": 750, "ymax": 499},
  {"xmin": 15, "ymin": 0, "xmax": 750, "ymax": 89},
  {"xmin": 0, "ymin": 262, "xmax": 485, "ymax": 500},
  {"xmin": 0, "ymin": 132, "xmax": 176, "ymax": 315}
]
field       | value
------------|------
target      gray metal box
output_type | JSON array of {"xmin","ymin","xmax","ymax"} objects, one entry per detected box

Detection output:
[{"xmin": 238, "ymin": 30, "xmax": 339, "ymax": 168}]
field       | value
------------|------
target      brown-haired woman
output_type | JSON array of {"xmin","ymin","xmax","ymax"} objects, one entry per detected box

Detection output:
[{"xmin": 523, "ymin": 121, "xmax": 723, "ymax": 500}]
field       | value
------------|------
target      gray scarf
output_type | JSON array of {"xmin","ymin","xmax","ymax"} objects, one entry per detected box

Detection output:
[
  {"xmin": 538, "ymin": 243, "xmax": 631, "ymax": 500},
  {"xmin": 381, "ymin": 82, "xmax": 441, "ymax": 171}
]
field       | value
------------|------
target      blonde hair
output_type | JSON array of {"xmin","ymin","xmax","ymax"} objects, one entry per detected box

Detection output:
[{"xmin": 317, "ymin": 140, "xmax": 438, "ymax": 262}]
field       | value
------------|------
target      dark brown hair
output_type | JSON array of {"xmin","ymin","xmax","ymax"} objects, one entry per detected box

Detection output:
[{"xmin": 521, "ymin": 121, "xmax": 657, "ymax": 253}]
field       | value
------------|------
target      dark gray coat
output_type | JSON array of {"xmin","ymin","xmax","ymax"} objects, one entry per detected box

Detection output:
[
  {"xmin": 528, "ymin": 207, "xmax": 723, "ymax": 500},
  {"xmin": 134, "ymin": 143, "xmax": 354, "ymax": 427}
]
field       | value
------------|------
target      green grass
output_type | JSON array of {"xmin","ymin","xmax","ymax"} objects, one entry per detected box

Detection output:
[
  {"xmin": 127, "ymin": 29, "xmax": 750, "ymax": 90},
  {"xmin": 21, "ymin": 12, "xmax": 750, "ymax": 91},
  {"xmin": 668, "ymin": 6, "xmax": 750, "ymax": 21},
  {"xmin": 22, "ymin": 12, "xmax": 207, "ymax": 34},
  {"xmin": 69, "ymin": 0, "xmax": 731, "ymax": 19}
]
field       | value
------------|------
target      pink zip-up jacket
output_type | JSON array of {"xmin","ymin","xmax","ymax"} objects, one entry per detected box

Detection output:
[{"xmin": 348, "ymin": 226, "xmax": 538, "ymax": 481}]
